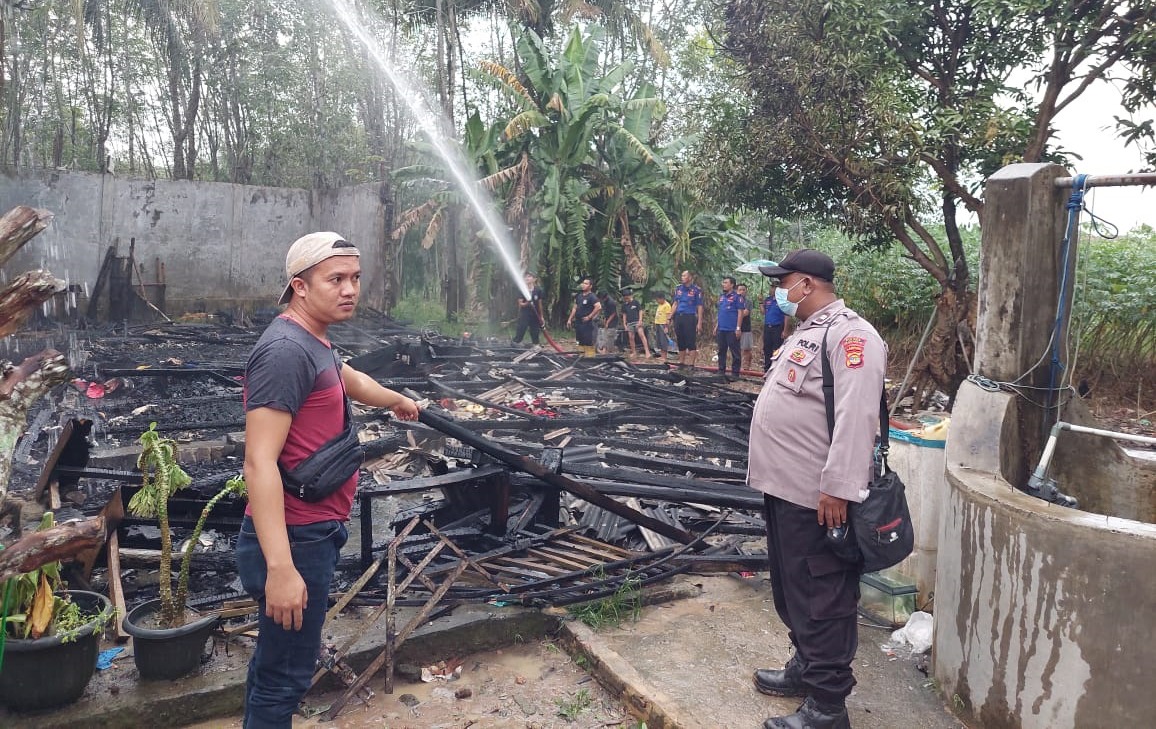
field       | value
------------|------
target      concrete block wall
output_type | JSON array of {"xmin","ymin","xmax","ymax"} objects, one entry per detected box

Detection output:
[{"xmin": 0, "ymin": 169, "xmax": 387, "ymax": 315}]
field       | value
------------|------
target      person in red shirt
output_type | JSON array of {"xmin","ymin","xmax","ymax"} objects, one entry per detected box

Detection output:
[{"xmin": 238, "ymin": 232, "xmax": 419, "ymax": 728}]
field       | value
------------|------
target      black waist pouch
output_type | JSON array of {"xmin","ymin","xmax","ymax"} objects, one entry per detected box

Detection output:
[{"xmin": 279, "ymin": 397, "xmax": 365, "ymax": 502}]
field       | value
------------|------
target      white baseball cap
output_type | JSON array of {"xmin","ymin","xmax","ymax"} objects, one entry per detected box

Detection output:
[{"xmin": 278, "ymin": 232, "xmax": 360, "ymax": 305}]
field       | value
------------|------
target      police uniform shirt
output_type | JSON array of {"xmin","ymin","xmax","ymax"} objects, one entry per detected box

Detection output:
[
  {"xmin": 717, "ymin": 291, "xmax": 743, "ymax": 332},
  {"xmin": 575, "ymin": 291, "xmax": 597, "ymax": 319},
  {"xmin": 673, "ymin": 283, "xmax": 702, "ymax": 315},
  {"xmin": 747, "ymin": 299, "xmax": 887, "ymax": 509},
  {"xmin": 763, "ymin": 295, "xmax": 785, "ymax": 327},
  {"xmin": 623, "ymin": 299, "xmax": 643, "ymax": 324}
]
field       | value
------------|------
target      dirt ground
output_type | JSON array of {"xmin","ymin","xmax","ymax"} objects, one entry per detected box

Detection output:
[{"xmin": 184, "ymin": 640, "xmax": 639, "ymax": 729}]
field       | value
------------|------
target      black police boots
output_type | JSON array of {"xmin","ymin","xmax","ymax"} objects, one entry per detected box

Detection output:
[
  {"xmin": 762, "ymin": 696, "xmax": 851, "ymax": 729},
  {"xmin": 753, "ymin": 655, "xmax": 805, "ymax": 697}
]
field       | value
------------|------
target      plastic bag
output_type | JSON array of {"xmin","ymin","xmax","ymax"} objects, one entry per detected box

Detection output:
[{"xmin": 890, "ymin": 610, "xmax": 933, "ymax": 654}]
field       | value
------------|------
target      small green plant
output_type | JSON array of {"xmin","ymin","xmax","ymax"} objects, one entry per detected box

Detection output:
[
  {"xmin": 555, "ymin": 687, "xmax": 593, "ymax": 721},
  {"xmin": 128, "ymin": 423, "xmax": 247, "ymax": 628},
  {"xmin": 1, "ymin": 513, "xmax": 111, "ymax": 643},
  {"xmin": 568, "ymin": 574, "xmax": 642, "ymax": 630}
]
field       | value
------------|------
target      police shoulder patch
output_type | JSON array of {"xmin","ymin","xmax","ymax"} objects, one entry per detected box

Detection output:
[
  {"xmin": 841, "ymin": 335, "xmax": 866, "ymax": 369},
  {"xmin": 788, "ymin": 348, "xmax": 807, "ymax": 363}
]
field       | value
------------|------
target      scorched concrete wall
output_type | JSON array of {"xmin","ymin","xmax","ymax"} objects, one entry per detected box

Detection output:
[{"xmin": 0, "ymin": 169, "xmax": 387, "ymax": 315}]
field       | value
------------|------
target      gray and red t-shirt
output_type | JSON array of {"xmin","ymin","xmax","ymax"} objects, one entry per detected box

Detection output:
[{"xmin": 244, "ymin": 315, "xmax": 354, "ymax": 525}]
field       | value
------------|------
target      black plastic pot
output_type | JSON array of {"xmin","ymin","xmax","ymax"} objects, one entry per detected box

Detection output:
[
  {"xmin": 0, "ymin": 590, "xmax": 112, "ymax": 711},
  {"xmin": 122, "ymin": 599, "xmax": 218, "ymax": 681}
]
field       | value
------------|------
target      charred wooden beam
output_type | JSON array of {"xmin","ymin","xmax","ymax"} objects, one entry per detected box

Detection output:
[
  {"xmin": 357, "ymin": 464, "xmax": 506, "ymax": 496},
  {"xmin": 603, "ymin": 449, "xmax": 747, "ymax": 481},
  {"xmin": 0, "ymin": 516, "xmax": 105, "ymax": 582},
  {"xmin": 0, "ymin": 206, "xmax": 53, "ymax": 269},
  {"xmin": 0, "ymin": 350, "xmax": 71, "ymax": 500},
  {"xmin": 417, "ymin": 408, "xmax": 697, "ymax": 546}
]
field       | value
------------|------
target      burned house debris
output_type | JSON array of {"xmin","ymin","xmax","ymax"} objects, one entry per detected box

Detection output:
[{"xmin": 0, "ymin": 303, "xmax": 771, "ymax": 719}]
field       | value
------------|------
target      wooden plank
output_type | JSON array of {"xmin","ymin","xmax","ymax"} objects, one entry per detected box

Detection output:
[
  {"xmin": 532, "ymin": 544, "xmax": 603, "ymax": 567},
  {"xmin": 493, "ymin": 556, "xmax": 570, "ymax": 576},
  {"xmin": 562, "ymin": 532, "xmax": 641, "ymax": 559},
  {"xmin": 32, "ymin": 419, "xmax": 77, "ymax": 502},
  {"xmin": 105, "ymin": 530, "xmax": 131, "ymax": 641},
  {"xmin": 526, "ymin": 548, "xmax": 590, "ymax": 572}
]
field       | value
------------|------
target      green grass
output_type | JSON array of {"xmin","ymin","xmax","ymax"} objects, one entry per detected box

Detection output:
[
  {"xmin": 556, "ymin": 687, "xmax": 593, "ymax": 720},
  {"xmin": 568, "ymin": 575, "xmax": 642, "ymax": 630}
]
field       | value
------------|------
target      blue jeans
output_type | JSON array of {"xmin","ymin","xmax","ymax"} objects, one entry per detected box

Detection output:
[{"xmin": 236, "ymin": 516, "xmax": 348, "ymax": 729}]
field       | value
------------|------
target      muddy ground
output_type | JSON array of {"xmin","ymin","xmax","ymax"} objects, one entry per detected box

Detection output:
[{"xmin": 185, "ymin": 639, "xmax": 637, "ymax": 729}]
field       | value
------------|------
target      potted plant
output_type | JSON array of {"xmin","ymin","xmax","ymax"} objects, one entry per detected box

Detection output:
[
  {"xmin": 122, "ymin": 423, "xmax": 246, "ymax": 680},
  {"xmin": 0, "ymin": 513, "xmax": 113, "ymax": 711}
]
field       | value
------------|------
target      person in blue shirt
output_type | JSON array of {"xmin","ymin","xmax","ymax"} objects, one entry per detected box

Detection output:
[
  {"xmin": 671, "ymin": 270, "xmax": 704, "ymax": 369},
  {"xmin": 763, "ymin": 289, "xmax": 787, "ymax": 370},
  {"xmin": 714, "ymin": 276, "xmax": 746, "ymax": 381}
]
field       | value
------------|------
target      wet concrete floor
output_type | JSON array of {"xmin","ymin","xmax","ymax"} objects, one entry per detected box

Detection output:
[{"xmin": 2, "ymin": 574, "xmax": 968, "ymax": 728}]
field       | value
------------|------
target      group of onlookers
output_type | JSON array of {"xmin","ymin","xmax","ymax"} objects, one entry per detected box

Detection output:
[{"xmin": 515, "ymin": 270, "xmax": 790, "ymax": 376}]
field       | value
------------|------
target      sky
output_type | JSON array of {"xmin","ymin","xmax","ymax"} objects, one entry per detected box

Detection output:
[{"xmin": 1050, "ymin": 78, "xmax": 1156, "ymax": 234}]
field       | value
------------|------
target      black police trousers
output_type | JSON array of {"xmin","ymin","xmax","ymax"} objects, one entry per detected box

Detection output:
[
  {"xmin": 763, "ymin": 494, "xmax": 859, "ymax": 705},
  {"xmin": 763, "ymin": 325, "xmax": 784, "ymax": 371}
]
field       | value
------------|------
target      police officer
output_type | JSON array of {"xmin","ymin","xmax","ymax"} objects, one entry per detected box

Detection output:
[
  {"xmin": 714, "ymin": 276, "xmax": 745, "ymax": 381},
  {"xmin": 566, "ymin": 277, "xmax": 601, "ymax": 357},
  {"xmin": 762, "ymin": 285, "xmax": 787, "ymax": 371},
  {"xmin": 671, "ymin": 270, "xmax": 703, "ymax": 369},
  {"xmin": 747, "ymin": 249, "xmax": 886, "ymax": 729}
]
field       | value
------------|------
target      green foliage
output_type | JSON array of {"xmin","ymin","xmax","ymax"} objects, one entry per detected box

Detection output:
[
  {"xmin": 807, "ymin": 226, "xmax": 980, "ymax": 336},
  {"xmin": 390, "ymin": 296, "xmax": 477, "ymax": 337},
  {"xmin": 568, "ymin": 574, "xmax": 642, "ymax": 630},
  {"xmin": 128, "ymin": 425, "xmax": 245, "ymax": 628},
  {"xmin": 1070, "ymin": 227, "xmax": 1156, "ymax": 377},
  {"xmin": 555, "ymin": 687, "xmax": 593, "ymax": 721},
  {"xmin": 1, "ymin": 514, "xmax": 112, "ymax": 642},
  {"xmin": 806, "ymin": 224, "xmax": 1156, "ymax": 380}
]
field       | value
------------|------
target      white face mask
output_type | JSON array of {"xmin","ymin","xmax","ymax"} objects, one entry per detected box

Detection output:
[{"xmin": 774, "ymin": 279, "xmax": 807, "ymax": 317}]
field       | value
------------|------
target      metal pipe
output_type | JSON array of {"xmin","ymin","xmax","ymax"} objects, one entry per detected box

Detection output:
[
  {"xmin": 1028, "ymin": 420, "xmax": 1156, "ymax": 500},
  {"xmin": 1054, "ymin": 173, "xmax": 1156, "ymax": 189}
]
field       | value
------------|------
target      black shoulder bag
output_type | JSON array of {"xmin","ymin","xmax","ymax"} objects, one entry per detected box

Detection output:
[
  {"xmin": 821, "ymin": 328, "xmax": 914, "ymax": 574},
  {"xmin": 278, "ymin": 357, "xmax": 365, "ymax": 503}
]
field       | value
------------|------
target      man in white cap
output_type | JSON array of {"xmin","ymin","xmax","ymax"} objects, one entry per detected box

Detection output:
[{"xmin": 236, "ymin": 232, "xmax": 419, "ymax": 727}]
